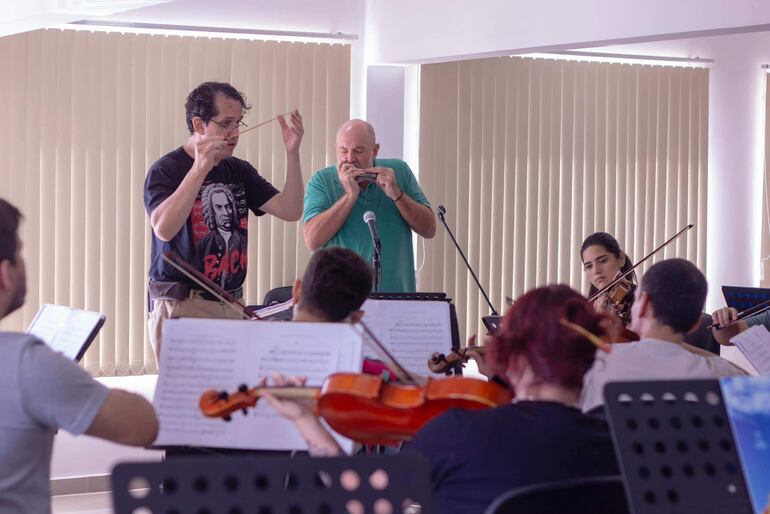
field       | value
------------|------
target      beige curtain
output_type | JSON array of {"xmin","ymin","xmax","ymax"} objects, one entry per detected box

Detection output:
[
  {"xmin": 0, "ymin": 29, "xmax": 350, "ymax": 375},
  {"xmin": 419, "ymin": 56, "xmax": 709, "ymax": 340}
]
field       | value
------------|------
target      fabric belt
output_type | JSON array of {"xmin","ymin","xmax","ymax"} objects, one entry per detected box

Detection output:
[
  {"xmin": 193, "ymin": 287, "xmax": 244, "ymax": 302},
  {"xmin": 148, "ymin": 280, "xmax": 243, "ymax": 302}
]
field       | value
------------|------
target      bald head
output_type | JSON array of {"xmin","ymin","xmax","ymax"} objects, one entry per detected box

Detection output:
[
  {"xmin": 336, "ymin": 119, "xmax": 379, "ymax": 169},
  {"xmin": 337, "ymin": 119, "xmax": 376, "ymax": 146}
]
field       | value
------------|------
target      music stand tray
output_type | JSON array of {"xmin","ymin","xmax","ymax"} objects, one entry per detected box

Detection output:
[{"xmin": 112, "ymin": 454, "xmax": 435, "ymax": 513}]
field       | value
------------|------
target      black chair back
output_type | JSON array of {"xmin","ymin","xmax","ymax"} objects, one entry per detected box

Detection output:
[
  {"xmin": 263, "ymin": 285, "xmax": 293, "ymax": 306},
  {"xmin": 483, "ymin": 475, "xmax": 629, "ymax": 514},
  {"xmin": 683, "ymin": 312, "xmax": 720, "ymax": 354}
]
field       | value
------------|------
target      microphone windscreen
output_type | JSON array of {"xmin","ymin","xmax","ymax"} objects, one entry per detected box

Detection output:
[{"xmin": 363, "ymin": 211, "xmax": 376, "ymax": 223}]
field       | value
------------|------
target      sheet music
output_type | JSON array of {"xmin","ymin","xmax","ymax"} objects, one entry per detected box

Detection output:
[
  {"xmin": 360, "ymin": 299, "xmax": 452, "ymax": 375},
  {"xmin": 27, "ymin": 304, "xmax": 104, "ymax": 361},
  {"xmin": 731, "ymin": 325, "xmax": 770, "ymax": 376},
  {"xmin": 153, "ymin": 319, "xmax": 362, "ymax": 451}
]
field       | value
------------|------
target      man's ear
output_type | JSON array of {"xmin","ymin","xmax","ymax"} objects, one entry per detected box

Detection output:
[
  {"xmin": 349, "ymin": 310, "xmax": 364, "ymax": 324},
  {"xmin": 637, "ymin": 290, "xmax": 652, "ymax": 319},
  {"xmin": 291, "ymin": 279, "xmax": 302, "ymax": 305},
  {"xmin": 192, "ymin": 116, "xmax": 205, "ymax": 135},
  {"xmin": 0, "ymin": 259, "xmax": 14, "ymax": 292},
  {"xmin": 372, "ymin": 143, "xmax": 380, "ymax": 159}
]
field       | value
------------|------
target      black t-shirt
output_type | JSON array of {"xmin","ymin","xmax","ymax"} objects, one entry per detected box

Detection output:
[
  {"xmin": 144, "ymin": 147, "xmax": 279, "ymax": 290},
  {"xmin": 404, "ymin": 401, "xmax": 619, "ymax": 514}
]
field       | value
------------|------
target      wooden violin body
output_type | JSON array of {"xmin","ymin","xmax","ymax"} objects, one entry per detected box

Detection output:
[{"xmin": 200, "ymin": 372, "xmax": 513, "ymax": 446}]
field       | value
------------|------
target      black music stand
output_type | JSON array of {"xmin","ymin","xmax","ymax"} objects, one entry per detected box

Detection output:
[
  {"xmin": 367, "ymin": 292, "xmax": 460, "ymax": 351},
  {"xmin": 604, "ymin": 379, "xmax": 753, "ymax": 514},
  {"xmin": 722, "ymin": 285, "xmax": 770, "ymax": 311},
  {"xmin": 112, "ymin": 455, "xmax": 434, "ymax": 514}
]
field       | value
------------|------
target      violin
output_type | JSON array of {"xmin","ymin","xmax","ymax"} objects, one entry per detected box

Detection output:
[
  {"xmin": 593, "ymin": 273, "xmax": 636, "ymax": 328},
  {"xmin": 428, "ymin": 346, "xmax": 486, "ymax": 374},
  {"xmin": 199, "ymin": 372, "xmax": 513, "ymax": 446},
  {"xmin": 588, "ymin": 224, "xmax": 694, "ymax": 336}
]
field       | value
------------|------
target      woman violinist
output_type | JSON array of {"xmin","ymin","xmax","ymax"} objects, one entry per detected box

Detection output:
[
  {"xmin": 581, "ymin": 232, "xmax": 637, "ymax": 327},
  {"xmin": 262, "ymin": 285, "xmax": 619, "ymax": 514}
]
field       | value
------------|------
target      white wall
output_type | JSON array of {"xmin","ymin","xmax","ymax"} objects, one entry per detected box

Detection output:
[
  {"xmin": 366, "ymin": 0, "xmax": 770, "ymax": 64},
  {"xmin": 366, "ymin": 66, "xmax": 406, "ymax": 158}
]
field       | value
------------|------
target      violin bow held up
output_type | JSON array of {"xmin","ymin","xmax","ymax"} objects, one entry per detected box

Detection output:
[{"xmin": 589, "ymin": 224, "xmax": 694, "ymax": 303}]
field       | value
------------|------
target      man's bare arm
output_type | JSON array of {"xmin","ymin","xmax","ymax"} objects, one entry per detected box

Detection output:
[
  {"xmin": 259, "ymin": 150, "xmax": 304, "ymax": 221},
  {"xmin": 150, "ymin": 136, "xmax": 225, "ymax": 241},
  {"xmin": 85, "ymin": 389, "xmax": 159, "ymax": 446},
  {"xmin": 303, "ymin": 194, "xmax": 358, "ymax": 250},
  {"xmin": 395, "ymin": 195, "xmax": 436, "ymax": 239}
]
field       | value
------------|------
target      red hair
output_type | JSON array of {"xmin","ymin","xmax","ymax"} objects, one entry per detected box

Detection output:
[{"xmin": 487, "ymin": 285, "xmax": 608, "ymax": 390}]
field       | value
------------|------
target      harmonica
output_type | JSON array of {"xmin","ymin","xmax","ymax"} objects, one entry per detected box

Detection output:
[{"xmin": 356, "ymin": 173, "xmax": 378, "ymax": 182}]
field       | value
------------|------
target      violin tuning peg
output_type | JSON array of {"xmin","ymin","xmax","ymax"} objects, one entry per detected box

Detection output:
[
  {"xmin": 238, "ymin": 383, "xmax": 249, "ymax": 393},
  {"xmin": 242, "ymin": 408, "xmax": 248, "ymax": 415},
  {"xmin": 223, "ymin": 415, "xmax": 232, "ymax": 422},
  {"xmin": 218, "ymin": 391, "xmax": 229, "ymax": 401}
]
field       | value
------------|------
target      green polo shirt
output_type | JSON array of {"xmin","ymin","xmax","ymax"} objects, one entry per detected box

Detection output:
[{"xmin": 303, "ymin": 158, "xmax": 430, "ymax": 292}]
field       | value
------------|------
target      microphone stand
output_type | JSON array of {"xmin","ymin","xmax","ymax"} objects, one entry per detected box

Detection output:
[
  {"xmin": 372, "ymin": 242, "xmax": 382, "ymax": 293},
  {"xmin": 437, "ymin": 205, "xmax": 499, "ymax": 316}
]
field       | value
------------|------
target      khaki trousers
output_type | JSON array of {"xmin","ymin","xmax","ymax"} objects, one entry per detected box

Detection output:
[{"xmin": 148, "ymin": 292, "xmax": 245, "ymax": 358}]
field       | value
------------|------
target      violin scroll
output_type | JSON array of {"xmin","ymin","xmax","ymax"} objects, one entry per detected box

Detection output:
[
  {"xmin": 428, "ymin": 346, "xmax": 487, "ymax": 374},
  {"xmin": 199, "ymin": 383, "xmax": 259, "ymax": 420}
]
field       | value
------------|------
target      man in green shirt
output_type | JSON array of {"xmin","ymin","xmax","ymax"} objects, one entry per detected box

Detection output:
[{"xmin": 303, "ymin": 120, "xmax": 435, "ymax": 292}]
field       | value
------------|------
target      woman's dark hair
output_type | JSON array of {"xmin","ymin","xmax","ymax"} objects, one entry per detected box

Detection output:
[
  {"xmin": 185, "ymin": 82, "xmax": 250, "ymax": 134},
  {"xmin": 300, "ymin": 247, "xmax": 373, "ymax": 322},
  {"xmin": 0, "ymin": 199, "xmax": 22, "ymax": 264},
  {"xmin": 486, "ymin": 285, "xmax": 608, "ymax": 391},
  {"xmin": 580, "ymin": 232, "xmax": 636, "ymax": 297}
]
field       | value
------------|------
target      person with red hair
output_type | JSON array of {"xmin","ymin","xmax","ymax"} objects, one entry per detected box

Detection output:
[{"xmin": 264, "ymin": 284, "xmax": 619, "ymax": 514}]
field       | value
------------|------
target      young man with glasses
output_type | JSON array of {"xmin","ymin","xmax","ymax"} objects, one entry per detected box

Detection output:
[{"xmin": 144, "ymin": 82, "xmax": 304, "ymax": 358}]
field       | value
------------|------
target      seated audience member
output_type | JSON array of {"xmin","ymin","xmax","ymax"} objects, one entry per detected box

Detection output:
[
  {"xmin": 0, "ymin": 199, "xmax": 159, "ymax": 514},
  {"xmin": 264, "ymin": 285, "xmax": 620, "ymax": 514},
  {"xmin": 581, "ymin": 258, "xmax": 747, "ymax": 414}
]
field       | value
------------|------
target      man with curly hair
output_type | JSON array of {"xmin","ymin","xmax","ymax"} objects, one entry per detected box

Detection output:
[{"xmin": 144, "ymin": 81, "xmax": 304, "ymax": 358}]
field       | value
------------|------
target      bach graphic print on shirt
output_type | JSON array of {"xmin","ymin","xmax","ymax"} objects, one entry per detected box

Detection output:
[{"xmin": 191, "ymin": 182, "xmax": 249, "ymax": 290}]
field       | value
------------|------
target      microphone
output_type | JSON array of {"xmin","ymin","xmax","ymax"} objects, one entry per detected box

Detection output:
[
  {"xmin": 437, "ymin": 205, "xmax": 499, "ymax": 316},
  {"xmin": 363, "ymin": 211, "xmax": 381, "ymax": 251}
]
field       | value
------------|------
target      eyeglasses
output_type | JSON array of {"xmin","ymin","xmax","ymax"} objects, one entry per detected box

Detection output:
[{"xmin": 208, "ymin": 118, "xmax": 248, "ymax": 132}]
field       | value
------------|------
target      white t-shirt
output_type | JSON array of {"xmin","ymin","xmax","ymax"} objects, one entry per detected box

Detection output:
[
  {"xmin": 0, "ymin": 332, "xmax": 108, "ymax": 514},
  {"xmin": 580, "ymin": 338, "xmax": 747, "ymax": 413}
]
